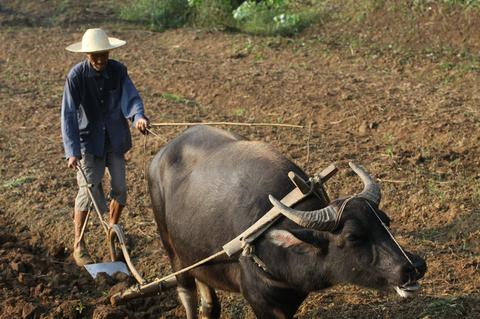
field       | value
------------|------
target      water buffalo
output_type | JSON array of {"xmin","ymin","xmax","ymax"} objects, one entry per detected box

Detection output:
[{"xmin": 148, "ymin": 125, "xmax": 426, "ymax": 319}]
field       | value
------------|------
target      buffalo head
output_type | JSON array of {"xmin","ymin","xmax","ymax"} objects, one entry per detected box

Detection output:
[{"xmin": 267, "ymin": 163, "xmax": 427, "ymax": 297}]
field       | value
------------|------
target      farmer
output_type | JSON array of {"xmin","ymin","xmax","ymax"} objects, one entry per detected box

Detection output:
[{"xmin": 61, "ymin": 28, "xmax": 149, "ymax": 267}]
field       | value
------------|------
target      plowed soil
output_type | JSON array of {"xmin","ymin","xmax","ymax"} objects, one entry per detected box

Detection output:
[{"xmin": 0, "ymin": 1, "xmax": 479, "ymax": 318}]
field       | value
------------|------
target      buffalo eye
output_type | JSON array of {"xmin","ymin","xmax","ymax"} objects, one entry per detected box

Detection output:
[
  {"xmin": 345, "ymin": 233, "xmax": 365, "ymax": 245},
  {"xmin": 377, "ymin": 210, "xmax": 392, "ymax": 227}
]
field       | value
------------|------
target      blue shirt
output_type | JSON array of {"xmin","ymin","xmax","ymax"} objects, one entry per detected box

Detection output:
[{"xmin": 61, "ymin": 59, "xmax": 145, "ymax": 158}]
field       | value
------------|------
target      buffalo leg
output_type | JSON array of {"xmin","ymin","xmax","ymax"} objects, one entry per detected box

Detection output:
[
  {"xmin": 196, "ymin": 279, "xmax": 221, "ymax": 319},
  {"xmin": 176, "ymin": 275, "xmax": 198, "ymax": 319},
  {"xmin": 243, "ymin": 288, "xmax": 304, "ymax": 319},
  {"xmin": 240, "ymin": 261, "xmax": 305, "ymax": 319}
]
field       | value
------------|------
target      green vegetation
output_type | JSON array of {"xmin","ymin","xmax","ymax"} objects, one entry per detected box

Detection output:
[
  {"xmin": 118, "ymin": 0, "xmax": 480, "ymax": 39},
  {"xmin": 75, "ymin": 301, "xmax": 85, "ymax": 314},
  {"xmin": 412, "ymin": 0, "xmax": 480, "ymax": 8},
  {"xmin": 384, "ymin": 145, "xmax": 394, "ymax": 159},
  {"xmin": 189, "ymin": 0, "xmax": 239, "ymax": 29},
  {"xmin": 420, "ymin": 297, "xmax": 472, "ymax": 318},
  {"xmin": 119, "ymin": 0, "xmax": 190, "ymax": 31},
  {"xmin": 1, "ymin": 177, "xmax": 34, "ymax": 189},
  {"xmin": 161, "ymin": 92, "xmax": 197, "ymax": 106},
  {"xmin": 119, "ymin": 0, "xmax": 325, "ymax": 35},
  {"xmin": 232, "ymin": 107, "xmax": 246, "ymax": 117},
  {"xmin": 231, "ymin": 0, "xmax": 317, "ymax": 36}
]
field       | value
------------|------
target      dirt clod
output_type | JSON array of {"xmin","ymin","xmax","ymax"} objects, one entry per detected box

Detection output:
[
  {"xmin": 10, "ymin": 261, "xmax": 27, "ymax": 273},
  {"xmin": 109, "ymin": 281, "xmax": 131, "ymax": 297},
  {"xmin": 112, "ymin": 271, "xmax": 130, "ymax": 283},
  {"xmin": 21, "ymin": 302, "xmax": 37, "ymax": 319},
  {"xmin": 93, "ymin": 305, "xmax": 128, "ymax": 319},
  {"xmin": 95, "ymin": 272, "xmax": 115, "ymax": 290},
  {"xmin": 18, "ymin": 272, "xmax": 34, "ymax": 286}
]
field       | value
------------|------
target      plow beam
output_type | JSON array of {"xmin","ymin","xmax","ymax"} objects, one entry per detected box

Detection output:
[{"xmin": 110, "ymin": 276, "xmax": 177, "ymax": 306}]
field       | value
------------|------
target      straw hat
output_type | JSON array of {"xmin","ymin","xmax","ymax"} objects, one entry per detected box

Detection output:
[{"xmin": 66, "ymin": 28, "xmax": 126, "ymax": 53}]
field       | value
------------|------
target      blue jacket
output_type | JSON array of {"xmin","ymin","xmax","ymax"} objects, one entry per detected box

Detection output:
[{"xmin": 61, "ymin": 59, "xmax": 145, "ymax": 158}]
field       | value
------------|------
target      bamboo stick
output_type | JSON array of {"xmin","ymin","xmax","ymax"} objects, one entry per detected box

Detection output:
[{"xmin": 149, "ymin": 122, "xmax": 304, "ymax": 129}]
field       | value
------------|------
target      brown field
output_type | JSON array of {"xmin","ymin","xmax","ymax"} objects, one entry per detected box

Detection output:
[{"xmin": 0, "ymin": 1, "xmax": 478, "ymax": 318}]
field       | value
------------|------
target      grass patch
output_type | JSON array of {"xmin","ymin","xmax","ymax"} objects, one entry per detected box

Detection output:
[
  {"xmin": 384, "ymin": 145, "xmax": 394, "ymax": 159},
  {"xmin": 119, "ymin": 0, "xmax": 189, "ymax": 31},
  {"xmin": 233, "ymin": 1, "xmax": 325, "ymax": 36},
  {"xmin": 412, "ymin": 0, "xmax": 480, "ymax": 9},
  {"xmin": 190, "ymin": 0, "xmax": 238, "ymax": 29},
  {"xmin": 1, "ymin": 176, "xmax": 34, "ymax": 189},
  {"xmin": 232, "ymin": 107, "xmax": 246, "ymax": 117},
  {"xmin": 420, "ymin": 297, "xmax": 473, "ymax": 318},
  {"xmin": 118, "ymin": 0, "xmax": 330, "ymax": 36},
  {"xmin": 161, "ymin": 92, "xmax": 197, "ymax": 106}
]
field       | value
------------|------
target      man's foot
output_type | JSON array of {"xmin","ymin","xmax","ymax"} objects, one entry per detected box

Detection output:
[{"xmin": 73, "ymin": 247, "xmax": 93, "ymax": 267}]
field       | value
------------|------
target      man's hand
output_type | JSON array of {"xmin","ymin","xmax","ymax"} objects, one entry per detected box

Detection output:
[
  {"xmin": 136, "ymin": 117, "xmax": 149, "ymax": 135},
  {"xmin": 68, "ymin": 156, "xmax": 79, "ymax": 168}
]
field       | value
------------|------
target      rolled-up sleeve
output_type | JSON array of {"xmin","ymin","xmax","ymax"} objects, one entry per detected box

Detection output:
[
  {"xmin": 61, "ymin": 76, "xmax": 81, "ymax": 158},
  {"xmin": 120, "ymin": 73, "xmax": 145, "ymax": 126}
]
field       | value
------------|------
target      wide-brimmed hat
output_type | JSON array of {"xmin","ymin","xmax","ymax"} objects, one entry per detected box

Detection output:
[{"xmin": 66, "ymin": 28, "xmax": 126, "ymax": 53}]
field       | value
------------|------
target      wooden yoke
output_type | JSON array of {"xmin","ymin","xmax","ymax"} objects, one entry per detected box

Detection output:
[
  {"xmin": 290, "ymin": 164, "xmax": 338, "ymax": 204},
  {"xmin": 222, "ymin": 164, "xmax": 337, "ymax": 256}
]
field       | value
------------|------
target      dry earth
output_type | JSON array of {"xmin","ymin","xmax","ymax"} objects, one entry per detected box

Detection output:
[{"xmin": 0, "ymin": 1, "xmax": 479, "ymax": 318}]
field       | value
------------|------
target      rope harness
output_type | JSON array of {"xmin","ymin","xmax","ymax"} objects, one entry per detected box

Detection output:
[
  {"xmin": 363, "ymin": 200, "xmax": 417, "ymax": 269},
  {"xmin": 241, "ymin": 242, "xmax": 270, "ymax": 274}
]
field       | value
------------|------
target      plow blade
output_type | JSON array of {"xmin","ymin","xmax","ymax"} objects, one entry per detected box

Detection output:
[{"xmin": 84, "ymin": 261, "xmax": 130, "ymax": 279}]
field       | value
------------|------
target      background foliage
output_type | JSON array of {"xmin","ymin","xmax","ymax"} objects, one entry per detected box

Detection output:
[
  {"xmin": 120, "ymin": 0, "xmax": 325, "ymax": 35},
  {"xmin": 119, "ymin": 0, "xmax": 480, "ymax": 36}
]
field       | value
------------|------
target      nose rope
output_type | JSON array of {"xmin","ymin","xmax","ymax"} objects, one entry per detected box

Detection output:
[
  {"xmin": 363, "ymin": 200, "xmax": 416, "ymax": 268},
  {"xmin": 333, "ymin": 197, "xmax": 416, "ymax": 269}
]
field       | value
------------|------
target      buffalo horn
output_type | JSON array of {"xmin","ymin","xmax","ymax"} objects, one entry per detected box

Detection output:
[
  {"xmin": 268, "ymin": 195, "xmax": 337, "ymax": 231},
  {"xmin": 349, "ymin": 162, "xmax": 381, "ymax": 205}
]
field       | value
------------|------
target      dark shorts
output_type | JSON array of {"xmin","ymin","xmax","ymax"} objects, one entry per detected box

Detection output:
[{"xmin": 75, "ymin": 152, "xmax": 126, "ymax": 212}]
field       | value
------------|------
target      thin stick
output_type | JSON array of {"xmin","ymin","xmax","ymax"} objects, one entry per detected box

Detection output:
[
  {"xmin": 174, "ymin": 58, "xmax": 195, "ymax": 63},
  {"xmin": 77, "ymin": 165, "xmax": 109, "ymax": 236},
  {"xmin": 146, "ymin": 127, "xmax": 168, "ymax": 143},
  {"xmin": 329, "ymin": 116, "xmax": 355, "ymax": 125},
  {"xmin": 150, "ymin": 122, "xmax": 304, "ymax": 129},
  {"xmin": 377, "ymin": 178, "xmax": 408, "ymax": 184},
  {"xmin": 143, "ymin": 133, "xmax": 148, "ymax": 194},
  {"xmin": 149, "ymin": 250, "xmax": 226, "ymax": 286},
  {"xmin": 75, "ymin": 208, "xmax": 91, "ymax": 247},
  {"xmin": 305, "ymin": 121, "xmax": 312, "ymax": 168}
]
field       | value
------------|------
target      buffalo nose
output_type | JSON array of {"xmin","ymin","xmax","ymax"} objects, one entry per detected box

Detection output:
[
  {"xmin": 399, "ymin": 263, "xmax": 418, "ymax": 285},
  {"xmin": 412, "ymin": 258, "xmax": 427, "ymax": 280}
]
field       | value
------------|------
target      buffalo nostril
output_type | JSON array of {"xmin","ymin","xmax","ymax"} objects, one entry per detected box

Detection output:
[
  {"xmin": 406, "ymin": 253, "xmax": 427, "ymax": 280},
  {"xmin": 406, "ymin": 265, "xmax": 417, "ymax": 282},
  {"xmin": 413, "ymin": 259, "xmax": 427, "ymax": 279},
  {"xmin": 398, "ymin": 263, "xmax": 418, "ymax": 285}
]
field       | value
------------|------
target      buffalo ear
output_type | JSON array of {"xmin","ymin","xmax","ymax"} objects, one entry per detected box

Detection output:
[
  {"xmin": 266, "ymin": 229, "xmax": 319, "ymax": 254},
  {"xmin": 288, "ymin": 229, "xmax": 330, "ymax": 255},
  {"xmin": 266, "ymin": 229, "xmax": 304, "ymax": 247}
]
